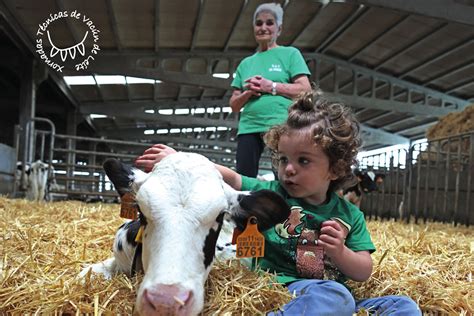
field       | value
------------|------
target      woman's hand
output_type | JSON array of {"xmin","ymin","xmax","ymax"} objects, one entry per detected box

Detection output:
[
  {"xmin": 135, "ymin": 144, "xmax": 177, "ymax": 172},
  {"xmin": 229, "ymin": 89, "xmax": 261, "ymax": 112},
  {"xmin": 244, "ymin": 75, "xmax": 273, "ymax": 94}
]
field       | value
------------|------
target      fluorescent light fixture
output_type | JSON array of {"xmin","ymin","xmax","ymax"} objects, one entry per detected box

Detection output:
[
  {"xmin": 145, "ymin": 109, "xmax": 155, "ymax": 114},
  {"xmin": 126, "ymin": 76, "xmax": 155, "ymax": 84},
  {"xmin": 169, "ymin": 128, "xmax": 181, "ymax": 133},
  {"xmin": 95, "ymin": 75, "xmax": 126, "ymax": 85},
  {"xmin": 217, "ymin": 127, "xmax": 228, "ymax": 131},
  {"xmin": 212, "ymin": 73, "xmax": 236, "ymax": 79},
  {"xmin": 192, "ymin": 108, "xmax": 205, "ymax": 114},
  {"xmin": 144, "ymin": 129, "xmax": 155, "ymax": 135},
  {"xmin": 90, "ymin": 114, "xmax": 107, "ymax": 119},
  {"xmin": 212, "ymin": 73, "xmax": 230, "ymax": 79},
  {"xmin": 193, "ymin": 127, "xmax": 203, "ymax": 132},
  {"xmin": 175, "ymin": 109, "xmax": 190, "ymax": 115},
  {"xmin": 158, "ymin": 109, "xmax": 173, "ymax": 115},
  {"xmin": 157, "ymin": 129, "xmax": 168, "ymax": 134},
  {"xmin": 64, "ymin": 75, "xmax": 96, "ymax": 85},
  {"xmin": 222, "ymin": 107, "xmax": 232, "ymax": 113},
  {"xmin": 205, "ymin": 127, "xmax": 216, "ymax": 132}
]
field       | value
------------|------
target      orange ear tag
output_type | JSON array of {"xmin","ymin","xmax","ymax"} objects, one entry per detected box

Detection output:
[
  {"xmin": 235, "ymin": 216, "xmax": 265, "ymax": 258},
  {"xmin": 120, "ymin": 192, "xmax": 139, "ymax": 220}
]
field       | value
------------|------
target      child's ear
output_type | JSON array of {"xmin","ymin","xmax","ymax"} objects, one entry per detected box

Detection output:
[
  {"xmin": 329, "ymin": 172, "xmax": 339, "ymax": 181},
  {"xmin": 327, "ymin": 168, "xmax": 340, "ymax": 181}
]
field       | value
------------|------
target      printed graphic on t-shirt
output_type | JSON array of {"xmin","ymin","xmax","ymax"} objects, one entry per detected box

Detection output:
[
  {"xmin": 274, "ymin": 206, "xmax": 344, "ymax": 281},
  {"xmin": 269, "ymin": 64, "xmax": 282, "ymax": 72}
]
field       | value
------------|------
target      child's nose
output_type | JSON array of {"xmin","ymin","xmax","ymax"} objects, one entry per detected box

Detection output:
[{"xmin": 285, "ymin": 163, "xmax": 296, "ymax": 176}]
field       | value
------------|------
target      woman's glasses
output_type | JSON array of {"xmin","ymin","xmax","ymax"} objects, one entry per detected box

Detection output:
[{"xmin": 255, "ymin": 19, "xmax": 275, "ymax": 27}]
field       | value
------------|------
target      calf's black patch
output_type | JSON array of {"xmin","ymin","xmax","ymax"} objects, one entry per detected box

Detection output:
[
  {"xmin": 235, "ymin": 190, "xmax": 290, "ymax": 231},
  {"xmin": 117, "ymin": 240, "xmax": 123, "ymax": 251},
  {"xmin": 123, "ymin": 220, "xmax": 141, "ymax": 247},
  {"xmin": 202, "ymin": 213, "xmax": 225, "ymax": 268},
  {"xmin": 103, "ymin": 158, "xmax": 135, "ymax": 197}
]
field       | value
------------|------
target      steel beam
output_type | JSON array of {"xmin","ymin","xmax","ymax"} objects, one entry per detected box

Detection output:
[
  {"xmin": 352, "ymin": 0, "xmax": 474, "ymax": 26},
  {"xmin": 360, "ymin": 125, "xmax": 409, "ymax": 146}
]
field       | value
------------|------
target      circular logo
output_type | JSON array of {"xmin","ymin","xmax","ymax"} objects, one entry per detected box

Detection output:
[{"xmin": 35, "ymin": 10, "xmax": 101, "ymax": 72}]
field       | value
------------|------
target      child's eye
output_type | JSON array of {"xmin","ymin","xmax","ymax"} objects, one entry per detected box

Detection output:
[
  {"xmin": 279, "ymin": 156, "xmax": 288, "ymax": 164},
  {"xmin": 298, "ymin": 157, "xmax": 310, "ymax": 165}
]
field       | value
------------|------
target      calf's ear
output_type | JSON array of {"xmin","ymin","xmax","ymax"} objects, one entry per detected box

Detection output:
[
  {"xmin": 103, "ymin": 158, "xmax": 147, "ymax": 196},
  {"xmin": 226, "ymin": 188, "xmax": 290, "ymax": 232}
]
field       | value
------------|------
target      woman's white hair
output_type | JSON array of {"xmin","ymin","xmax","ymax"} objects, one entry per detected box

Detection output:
[{"xmin": 253, "ymin": 3, "xmax": 283, "ymax": 26}]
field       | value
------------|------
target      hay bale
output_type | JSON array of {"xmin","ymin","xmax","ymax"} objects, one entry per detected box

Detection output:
[
  {"xmin": 0, "ymin": 197, "xmax": 472, "ymax": 314},
  {"xmin": 426, "ymin": 104, "xmax": 474, "ymax": 140},
  {"xmin": 419, "ymin": 104, "xmax": 473, "ymax": 164}
]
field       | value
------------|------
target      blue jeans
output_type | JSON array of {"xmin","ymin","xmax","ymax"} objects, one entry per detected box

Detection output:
[{"xmin": 268, "ymin": 279, "xmax": 421, "ymax": 316}]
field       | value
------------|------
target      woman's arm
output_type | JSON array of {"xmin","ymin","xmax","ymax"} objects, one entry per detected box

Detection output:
[
  {"xmin": 244, "ymin": 74, "xmax": 311, "ymax": 99},
  {"xmin": 229, "ymin": 89, "xmax": 261, "ymax": 113}
]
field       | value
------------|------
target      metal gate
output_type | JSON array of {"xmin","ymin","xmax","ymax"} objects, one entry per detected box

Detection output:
[
  {"xmin": 13, "ymin": 119, "xmax": 272, "ymax": 201},
  {"xmin": 358, "ymin": 132, "xmax": 473, "ymax": 226}
]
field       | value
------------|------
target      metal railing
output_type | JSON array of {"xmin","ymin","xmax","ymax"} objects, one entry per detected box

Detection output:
[
  {"xmin": 358, "ymin": 132, "xmax": 473, "ymax": 226},
  {"xmin": 19, "ymin": 128, "xmax": 272, "ymax": 200}
]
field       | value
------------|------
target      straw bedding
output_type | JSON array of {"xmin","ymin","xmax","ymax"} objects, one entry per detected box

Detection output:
[{"xmin": 0, "ymin": 197, "xmax": 472, "ymax": 315}]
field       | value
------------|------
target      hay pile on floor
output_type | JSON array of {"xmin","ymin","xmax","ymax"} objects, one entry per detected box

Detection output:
[
  {"xmin": 1, "ymin": 197, "xmax": 472, "ymax": 314},
  {"xmin": 349, "ymin": 220, "xmax": 473, "ymax": 315},
  {"xmin": 0, "ymin": 197, "xmax": 290, "ymax": 314}
]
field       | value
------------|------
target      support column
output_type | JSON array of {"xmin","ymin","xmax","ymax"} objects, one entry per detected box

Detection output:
[
  {"xmin": 18, "ymin": 59, "xmax": 37, "ymax": 164},
  {"xmin": 66, "ymin": 110, "xmax": 78, "ymax": 190}
]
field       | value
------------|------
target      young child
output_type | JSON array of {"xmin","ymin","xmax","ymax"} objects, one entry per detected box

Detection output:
[{"xmin": 135, "ymin": 90, "xmax": 421, "ymax": 315}]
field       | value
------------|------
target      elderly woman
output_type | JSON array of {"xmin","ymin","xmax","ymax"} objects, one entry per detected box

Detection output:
[{"xmin": 230, "ymin": 2, "xmax": 311, "ymax": 178}]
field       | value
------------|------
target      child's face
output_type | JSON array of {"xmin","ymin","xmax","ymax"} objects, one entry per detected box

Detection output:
[{"xmin": 277, "ymin": 130, "xmax": 337, "ymax": 205}]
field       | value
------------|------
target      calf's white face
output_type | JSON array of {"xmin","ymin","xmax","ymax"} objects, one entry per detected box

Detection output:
[
  {"xmin": 103, "ymin": 153, "xmax": 290, "ymax": 316},
  {"xmin": 25, "ymin": 160, "xmax": 49, "ymax": 202}
]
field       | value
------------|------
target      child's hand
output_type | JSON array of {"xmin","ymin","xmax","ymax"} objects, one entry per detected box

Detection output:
[
  {"xmin": 318, "ymin": 220, "xmax": 349, "ymax": 260},
  {"xmin": 135, "ymin": 144, "xmax": 177, "ymax": 172}
]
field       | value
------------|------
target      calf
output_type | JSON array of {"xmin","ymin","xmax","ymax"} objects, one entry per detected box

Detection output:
[
  {"xmin": 80, "ymin": 152, "xmax": 290, "ymax": 316},
  {"xmin": 17, "ymin": 160, "xmax": 51, "ymax": 202},
  {"xmin": 342, "ymin": 169, "xmax": 384, "ymax": 208}
]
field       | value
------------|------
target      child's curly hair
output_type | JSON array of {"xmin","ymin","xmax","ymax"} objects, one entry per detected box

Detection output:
[{"xmin": 264, "ymin": 89, "xmax": 361, "ymax": 191}]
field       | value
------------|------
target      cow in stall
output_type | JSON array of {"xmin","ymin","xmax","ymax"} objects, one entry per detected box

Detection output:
[
  {"xmin": 340, "ymin": 169, "xmax": 385, "ymax": 208},
  {"xmin": 80, "ymin": 152, "xmax": 290, "ymax": 316},
  {"xmin": 16, "ymin": 160, "xmax": 54, "ymax": 202}
]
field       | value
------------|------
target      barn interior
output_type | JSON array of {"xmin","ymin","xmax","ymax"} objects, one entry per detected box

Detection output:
[
  {"xmin": 0, "ymin": 0, "xmax": 473, "ymax": 314},
  {"xmin": 0, "ymin": 0, "xmax": 472, "ymax": 213}
]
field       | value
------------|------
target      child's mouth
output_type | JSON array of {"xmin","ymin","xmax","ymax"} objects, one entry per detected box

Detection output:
[{"xmin": 284, "ymin": 180, "xmax": 296, "ymax": 187}]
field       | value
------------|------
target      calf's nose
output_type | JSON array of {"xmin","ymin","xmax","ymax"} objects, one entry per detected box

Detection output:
[{"xmin": 141, "ymin": 284, "xmax": 194, "ymax": 316}]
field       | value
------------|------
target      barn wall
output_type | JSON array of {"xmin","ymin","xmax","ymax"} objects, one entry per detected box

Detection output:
[{"xmin": 0, "ymin": 143, "xmax": 15, "ymax": 195}]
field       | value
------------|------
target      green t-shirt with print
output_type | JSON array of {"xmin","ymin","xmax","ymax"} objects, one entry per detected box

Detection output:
[
  {"xmin": 241, "ymin": 176, "xmax": 376, "ymax": 288},
  {"xmin": 231, "ymin": 46, "xmax": 311, "ymax": 135}
]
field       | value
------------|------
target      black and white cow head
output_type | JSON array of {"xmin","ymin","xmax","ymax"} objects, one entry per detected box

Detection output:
[
  {"xmin": 103, "ymin": 152, "xmax": 290, "ymax": 316},
  {"xmin": 355, "ymin": 169, "xmax": 384, "ymax": 194}
]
